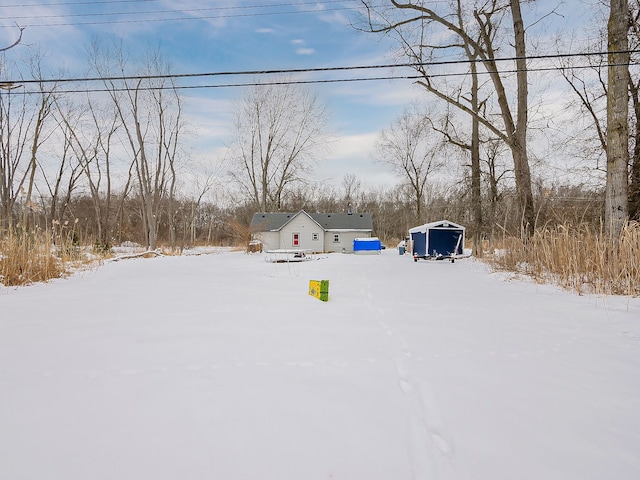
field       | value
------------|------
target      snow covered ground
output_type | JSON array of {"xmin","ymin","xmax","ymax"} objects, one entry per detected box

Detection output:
[{"xmin": 1, "ymin": 249, "xmax": 639, "ymax": 480}]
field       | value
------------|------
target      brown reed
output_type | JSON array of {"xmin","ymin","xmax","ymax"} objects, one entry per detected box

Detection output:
[
  {"xmin": 488, "ymin": 222, "xmax": 640, "ymax": 296},
  {"xmin": 0, "ymin": 228, "xmax": 65, "ymax": 286}
]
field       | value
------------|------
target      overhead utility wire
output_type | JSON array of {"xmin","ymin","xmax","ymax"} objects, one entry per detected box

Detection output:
[
  {"xmin": 3, "ymin": 0, "xmax": 349, "ymax": 19},
  {"xmin": 1, "ymin": 7, "xmax": 353, "ymax": 27},
  {"xmin": 4, "ymin": 0, "xmax": 160, "ymax": 6},
  {"xmin": 9, "ymin": 61, "xmax": 640, "ymax": 96},
  {"xmin": 2, "ymin": 0, "xmax": 346, "ymax": 7},
  {"xmin": 1, "ymin": 2, "xmax": 355, "ymax": 27},
  {"xmin": 3, "ymin": 49, "xmax": 638, "ymax": 87}
]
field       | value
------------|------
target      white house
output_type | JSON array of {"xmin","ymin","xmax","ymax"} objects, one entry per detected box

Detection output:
[{"xmin": 249, "ymin": 210, "xmax": 373, "ymax": 253}]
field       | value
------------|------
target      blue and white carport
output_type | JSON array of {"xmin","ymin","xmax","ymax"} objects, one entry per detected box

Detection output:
[{"xmin": 409, "ymin": 220, "xmax": 465, "ymax": 262}]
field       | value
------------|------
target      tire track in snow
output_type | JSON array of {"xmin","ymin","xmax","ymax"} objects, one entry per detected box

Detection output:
[{"xmin": 360, "ymin": 275, "xmax": 463, "ymax": 480}]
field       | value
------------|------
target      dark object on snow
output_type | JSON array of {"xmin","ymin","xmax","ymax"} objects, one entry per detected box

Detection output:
[{"xmin": 409, "ymin": 220, "xmax": 465, "ymax": 262}]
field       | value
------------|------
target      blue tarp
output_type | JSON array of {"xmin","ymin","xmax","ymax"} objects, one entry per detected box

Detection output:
[{"xmin": 353, "ymin": 237, "xmax": 382, "ymax": 252}]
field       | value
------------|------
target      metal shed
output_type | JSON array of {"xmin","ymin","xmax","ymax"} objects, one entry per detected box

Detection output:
[{"xmin": 409, "ymin": 220, "xmax": 465, "ymax": 262}]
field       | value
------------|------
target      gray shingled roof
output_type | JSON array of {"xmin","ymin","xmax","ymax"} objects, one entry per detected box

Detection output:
[
  {"xmin": 250, "ymin": 212, "xmax": 299, "ymax": 232},
  {"xmin": 250, "ymin": 210, "xmax": 372, "ymax": 232},
  {"xmin": 308, "ymin": 212, "xmax": 372, "ymax": 230}
]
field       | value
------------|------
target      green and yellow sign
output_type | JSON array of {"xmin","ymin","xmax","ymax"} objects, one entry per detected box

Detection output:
[{"xmin": 308, "ymin": 279, "xmax": 329, "ymax": 302}]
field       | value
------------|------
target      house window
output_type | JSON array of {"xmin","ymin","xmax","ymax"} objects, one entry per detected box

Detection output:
[
  {"xmin": 312, "ymin": 233, "xmax": 319, "ymax": 241},
  {"xmin": 333, "ymin": 233, "xmax": 340, "ymax": 243},
  {"xmin": 293, "ymin": 233, "xmax": 300, "ymax": 246}
]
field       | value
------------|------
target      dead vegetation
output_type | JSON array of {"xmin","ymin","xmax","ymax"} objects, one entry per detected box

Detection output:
[
  {"xmin": 2, "ymin": 221, "xmax": 639, "ymax": 297},
  {"xmin": 487, "ymin": 222, "xmax": 640, "ymax": 296},
  {"xmin": 0, "ymin": 229, "xmax": 65, "ymax": 286}
]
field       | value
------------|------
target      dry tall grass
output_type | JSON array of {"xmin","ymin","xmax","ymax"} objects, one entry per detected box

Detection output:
[
  {"xmin": 489, "ymin": 222, "xmax": 640, "ymax": 296},
  {"xmin": 0, "ymin": 229, "xmax": 65, "ymax": 286},
  {"xmin": 227, "ymin": 221, "xmax": 253, "ymax": 251}
]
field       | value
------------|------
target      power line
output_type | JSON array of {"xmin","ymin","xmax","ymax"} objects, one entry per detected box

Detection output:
[
  {"xmin": 17, "ymin": 9, "xmax": 351, "ymax": 24},
  {"xmin": 4, "ymin": 0, "xmax": 345, "ymax": 11},
  {"xmin": 1, "ymin": 0, "xmax": 345, "ymax": 7},
  {"xmin": 7, "ymin": 61, "xmax": 640, "ymax": 96},
  {"xmin": 4, "ymin": 0, "xmax": 349, "ymax": 19},
  {"xmin": 2, "ymin": 7, "xmax": 353, "ymax": 28},
  {"xmin": 3, "ymin": 49, "xmax": 638, "ymax": 87},
  {"xmin": 3, "ymin": 0, "xmax": 159, "ymax": 7},
  {"xmin": 1, "ymin": 1, "xmax": 356, "ymax": 27}
]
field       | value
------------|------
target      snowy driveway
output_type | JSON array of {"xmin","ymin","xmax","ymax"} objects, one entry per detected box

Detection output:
[{"xmin": 1, "ymin": 251, "xmax": 639, "ymax": 479}]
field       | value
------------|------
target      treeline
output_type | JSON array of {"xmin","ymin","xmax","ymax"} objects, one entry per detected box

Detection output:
[{"xmin": 12, "ymin": 181, "xmax": 605, "ymax": 251}]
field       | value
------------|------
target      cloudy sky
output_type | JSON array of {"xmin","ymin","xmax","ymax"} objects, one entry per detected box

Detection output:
[{"xmin": 0, "ymin": 0, "xmax": 595, "ymax": 191}]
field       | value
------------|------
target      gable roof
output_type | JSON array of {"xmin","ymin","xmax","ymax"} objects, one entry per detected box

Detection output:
[
  {"xmin": 250, "ymin": 212, "xmax": 302, "ymax": 232},
  {"xmin": 250, "ymin": 210, "xmax": 372, "ymax": 232},
  {"xmin": 308, "ymin": 212, "xmax": 372, "ymax": 231},
  {"xmin": 409, "ymin": 220, "xmax": 465, "ymax": 234}
]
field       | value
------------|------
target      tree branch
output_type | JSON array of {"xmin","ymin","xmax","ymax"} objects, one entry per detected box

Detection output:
[{"xmin": 1, "ymin": 24, "xmax": 25, "ymax": 52}]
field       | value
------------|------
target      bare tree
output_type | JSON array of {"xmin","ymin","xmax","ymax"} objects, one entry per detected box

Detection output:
[
  {"xmin": 0, "ymin": 56, "xmax": 56, "ymax": 232},
  {"xmin": 559, "ymin": 1, "xmax": 640, "ymax": 224},
  {"xmin": 0, "ymin": 30, "xmax": 27, "ymax": 229},
  {"xmin": 54, "ymin": 92, "xmax": 124, "ymax": 248},
  {"xmin": 0, "ymin": 24, "xmax": 24, "ymax": 54},
  {"xmin": 606, "ymin": 0, "xmax": 630, "ymax": 236},
  {"xmin": 432, "ymin": 97, "xmax": 488, "ymax": 255},
  {"xmin": 21, "ymin": 56, "xmax": 58, "ymax": 232},
  {"xmin": 228, "ymin": 80, "xmax": 330, "ymax": 212},
  {"xmin": 89, "ymin": 43, "xmax": 183, "ymax": 250},
  {"xmin": 359, "ymin": 0, "xmax": 537, "ymax": 234},
  {"xmin": 627, "ymin": 1, "xmax": 640, "ymax": 221},
  {"xmin": 482, "ymin": 138, "xmax": 510, "ymax": 236},
  {"xmin": 341, "ymin": 173, "xmax": 362, "ymax": 212},
  {"xmin": 0, "ymin": 80, "xmax": 29, "ymax": 230},
  {"xmin": 558, "ymin": 41, "xmax": 608, "ymax": 158},
  {"xmin": 177, "ymin": 171, "xmax": 218, "ymax": 247},
  {"xmin": 39, "ymin": 117, "xmax": 83, "ymax": 228},
  {"xmin": 376, "ymin": 105, "xmax": 444, "ymax": 222}
]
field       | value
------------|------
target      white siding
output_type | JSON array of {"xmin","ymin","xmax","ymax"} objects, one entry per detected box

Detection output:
[
  {"xmin": 324, "ymin": 231, "xmax": 369, "ymax": 253},
  {"xmin": 280, "ymin": 214, "xmax": 325, "ymax": 252},
  {"xmin": 255, "ymin": 232, "xmax": 279, "ymax": 251}
]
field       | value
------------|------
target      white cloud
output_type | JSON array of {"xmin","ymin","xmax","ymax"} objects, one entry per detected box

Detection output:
[
  {"xmin": 330, "ymin": 132, "xmax": 378, "ymax": 158},
  {"xmin": 331, "ymin": 78, "xmax": 424, "ymax": 109},
  {"xmin": 296, "ymin": 48, "xmax": 315, "ymax": 56},
  {"xmin": 316, "ymin": 132, "xmax": 396, "ymax": 188},
  {"xmin": 182, "ymin": 95, "xmax": 235, "ymax": 136},
  {"xmin": 291, "ymin": 39, "xmax": 314, "ymax": 55},
  {"xmin": 317, "ymin": 11, "xmax": 351, "ymax": 27}
]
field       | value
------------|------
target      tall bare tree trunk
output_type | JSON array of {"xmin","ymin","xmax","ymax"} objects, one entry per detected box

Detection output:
[
  {"xmin": 22, "ymin": 110, "xmax": 44, "ymax": 232},
  {"xmin": 606, "ymin": 0, "xmax": 630, "ymax": 236},
  {"xmin": 470, "ymin": 60, "xmax": 483, "ymax": 256},
  {"xmin": 510, "ymin": 0, "xmax": 535, "ymax": 236},
  {"xmin": 628, "ymin": 78, "xmax": 640, "ymax": 220}
]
